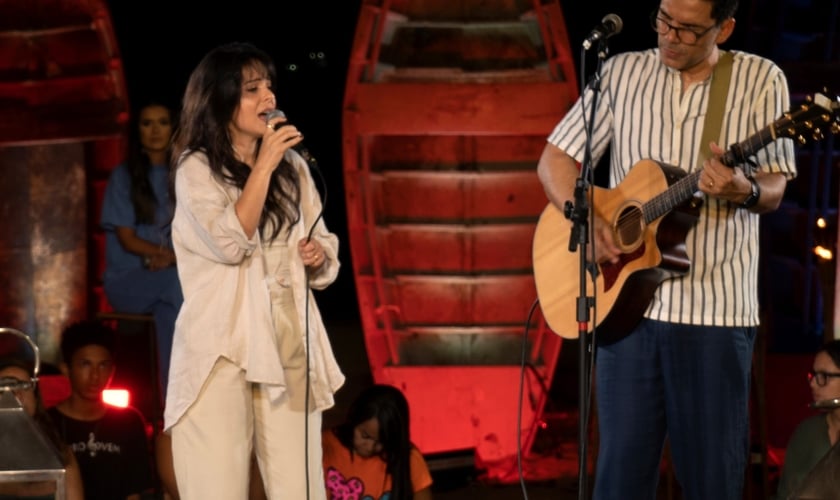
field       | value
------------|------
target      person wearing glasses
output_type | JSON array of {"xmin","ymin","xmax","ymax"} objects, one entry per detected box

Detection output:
[
  {"xmin": 775, "ymin": 340, "xmax": 840, "ymax": 499},
  {"xmin": 536, "ymin": 0, "xmax": 796, "ymax": 499},
  {"xmin": 0, "ymin": 357, "xmax": 85, "ymax": 500}
]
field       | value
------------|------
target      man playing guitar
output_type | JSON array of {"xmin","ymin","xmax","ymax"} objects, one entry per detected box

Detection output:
[{"xmin": 535, "ymin": 0, "xmax": 797, "ymax": 498}]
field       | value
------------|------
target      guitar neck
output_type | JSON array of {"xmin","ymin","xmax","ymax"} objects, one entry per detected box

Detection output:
[
  {"xmin": 720, "ymin": 125, "xmax": 780, "ymax": 167},
  {"xmin": 643, "ymin": 122, "xmax": 780, "ymax": 222},
  {"xmin": 645, "ymin": 171, "xmax": 702, "ymax": 222}
]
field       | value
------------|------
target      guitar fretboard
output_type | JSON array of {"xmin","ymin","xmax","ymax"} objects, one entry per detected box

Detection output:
[{"xmin": 641, "ymin": 123, "xmax": 779, "ymax": 223}]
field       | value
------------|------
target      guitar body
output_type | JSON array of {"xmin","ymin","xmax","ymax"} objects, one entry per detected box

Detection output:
[{"xmin": 533, "ymin": 159, "xmax": 703, "ymax": 343}]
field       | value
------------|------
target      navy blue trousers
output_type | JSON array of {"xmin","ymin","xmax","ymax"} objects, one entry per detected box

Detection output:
[{"xmin": 593, "ymin": 318, "xmax": 756, "ymax": 500}]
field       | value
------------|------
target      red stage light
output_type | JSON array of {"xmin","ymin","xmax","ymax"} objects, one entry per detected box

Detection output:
[{"xmin": 102, "ymin": 388, "xmax": 130, "ymax": 408}]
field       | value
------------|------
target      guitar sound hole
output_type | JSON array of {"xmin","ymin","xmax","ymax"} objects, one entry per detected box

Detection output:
[{"xmin": 615, "ymin": 205, "xmax": 643, "ymax": 248}]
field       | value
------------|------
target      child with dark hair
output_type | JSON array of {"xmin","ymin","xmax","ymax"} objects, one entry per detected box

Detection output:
[
  {"xmin": 47, "ymin": 320, "xmax": 153, "ymax": 500},
  {"xmin": 322, "ymin": 384, "xmax": 432, "ymax": 500},
  {"xmin": 57, "ymin": 321, "xmax": 116, "ymax": 365}
]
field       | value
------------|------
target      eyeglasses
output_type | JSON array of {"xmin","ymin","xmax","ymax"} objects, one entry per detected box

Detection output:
[
  {"xmin": 650, "ymin": 11, "xmax": 718, "ymax": 45},
  {"xmin": 807, "ymin": 370, "xmax": 840, "ymax": 387},
  {"xmin": 0, "ymin": 376, "xmax": 34, "ymax": 392}
]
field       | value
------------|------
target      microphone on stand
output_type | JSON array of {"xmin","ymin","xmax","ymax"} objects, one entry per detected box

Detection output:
[
  {"xmin": 582, "ymin": 13, "xmax": 623, "ymax": 50},
  {"xmin": 265, "ymin": 109, "xmax": 318, "ymax": 168}
]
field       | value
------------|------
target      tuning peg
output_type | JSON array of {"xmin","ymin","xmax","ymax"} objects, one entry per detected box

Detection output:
[
  {"xmin": 832, "ymin": 123, "xmax": 840, "ymax": 134},
  {"xmin": 798, "ymin": 135, "xmax": 808, "ymax": 145}
]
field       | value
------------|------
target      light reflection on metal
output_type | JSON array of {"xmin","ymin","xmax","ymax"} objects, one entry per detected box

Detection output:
[{"xmin": 0, "ymin": 327, "xmax": 66, "ymax": 499}]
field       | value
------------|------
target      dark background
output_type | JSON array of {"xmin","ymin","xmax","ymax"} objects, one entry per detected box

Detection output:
[{"xmin": 103, "ymin": 0, "xmax": 764, "ymax": 322}]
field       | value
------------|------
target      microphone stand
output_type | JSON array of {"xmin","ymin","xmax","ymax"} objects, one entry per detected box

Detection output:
[{"xmin": 565, "ymin": 38, "xmax": 609, "ymax": 500}]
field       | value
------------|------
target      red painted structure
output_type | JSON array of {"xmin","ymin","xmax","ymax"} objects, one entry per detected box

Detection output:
[
  {"xmin": 0, "ymin": 0, "xmax": 128, "ymax": 359},
  {"xmin": 342, "ymin": 0, "xmax": 579, "ymax": 466}
]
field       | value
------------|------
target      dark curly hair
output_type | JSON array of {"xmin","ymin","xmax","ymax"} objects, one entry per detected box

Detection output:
[{"xmin": 59, "ymin": 320, "xmax": 116, "ymax": 365}]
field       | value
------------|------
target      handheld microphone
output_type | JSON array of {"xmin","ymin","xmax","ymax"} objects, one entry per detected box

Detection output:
[
  {"xmin": 265, "ymin": 108, "xmax": 327, "ymax": 243},
  {"xmin": 265, "ymin": 109, "xmax": 318, "ymax": 167},
  {"xmin": 582, "ymin": 13, "xmax": 623, "ymax": 50}
]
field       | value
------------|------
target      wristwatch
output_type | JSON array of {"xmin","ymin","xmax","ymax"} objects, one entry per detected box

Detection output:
[{"xmin": 740, "ymin": 176, "xmax": 760, "ymax": 209}]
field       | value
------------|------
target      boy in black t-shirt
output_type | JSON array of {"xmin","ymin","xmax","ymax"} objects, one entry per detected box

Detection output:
[{"xmin": 47, "ymin": 320, "xmax": 152, "ymax": 500}]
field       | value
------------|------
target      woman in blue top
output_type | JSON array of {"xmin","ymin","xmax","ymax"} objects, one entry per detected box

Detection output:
[{"xmin": 100, "ymin": 99, "xmax": 183, "ymax": 396}]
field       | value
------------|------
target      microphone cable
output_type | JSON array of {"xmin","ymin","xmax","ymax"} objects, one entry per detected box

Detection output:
[
  {"xmin": 516, "ymin": 298, "xmax": 542, "ymax": 500},
  {"xmin": 301, "ymin": 148, "xmax": 327, "ymax": 500},
  {"xmin": 268, "ymin": 110, "xmax": 326, "ymax": 500}
]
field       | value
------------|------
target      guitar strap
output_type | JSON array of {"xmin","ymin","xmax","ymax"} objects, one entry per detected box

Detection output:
[{"xmin": 697, "ymin": 50, "xmax": 734, "ymax": 166}]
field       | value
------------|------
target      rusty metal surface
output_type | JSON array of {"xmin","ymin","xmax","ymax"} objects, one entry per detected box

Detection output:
[{"xmin": 0, "ymin": 144, "xmax": 88, "ymax": 363}]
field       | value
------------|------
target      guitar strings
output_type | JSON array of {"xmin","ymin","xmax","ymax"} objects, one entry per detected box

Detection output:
[{"xmin": 607, "ymin": 106, "xmax": 823, "ymax": 244}]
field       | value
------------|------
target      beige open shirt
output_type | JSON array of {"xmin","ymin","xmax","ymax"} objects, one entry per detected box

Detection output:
[{"xmin": 164, "ymin": 149, "xmax": 345, "ymax": 431}]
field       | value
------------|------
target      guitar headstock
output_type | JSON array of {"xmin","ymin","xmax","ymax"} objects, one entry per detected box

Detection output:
[{"xmin": 775, "ymin": 90, "xmax": 840, "ymax": 145}]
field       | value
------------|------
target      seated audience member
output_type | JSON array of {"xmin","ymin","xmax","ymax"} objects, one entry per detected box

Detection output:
[
  {"xmin": 323, "ymin": 384, "xmax": 433, "ymax": 500},
  {"xmin": 0, "ymin": 357, "xmax": 84, "ymax": 500},
  {"xmin": 47, "ymin": 320, "xmax": 153, "ymax": 500},
  {"xmin": 776, "ymin": 339, "xmax": 840, "ymax": 499},
  {"xmin": 100, "ymin": 98, "xmax": 183, "ymax": 395}
]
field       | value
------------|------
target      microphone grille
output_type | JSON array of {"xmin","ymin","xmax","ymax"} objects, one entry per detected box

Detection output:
[
  {"xmin": 265, "ymin": 109, "xmax": 286, "ymax": 123},
  {"xmin": 265, "ymin": 109, "xmax": 287, "ymax": 131},
  {"xmin": 603, "ymin": 13, "xmax": 623, "ymax": 34}
]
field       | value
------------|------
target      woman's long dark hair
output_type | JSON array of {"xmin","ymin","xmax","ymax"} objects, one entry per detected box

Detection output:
[
  {"xmin": 126, "ymin": 99, "xmax": 175, "ymax": 225},
  {"xmin": 335, "ymin": 384, "xmax": 415, "ymax": 500},
  {"xmin": 171, "ymin": 41, "xmax": 300, "ymax": 242}
]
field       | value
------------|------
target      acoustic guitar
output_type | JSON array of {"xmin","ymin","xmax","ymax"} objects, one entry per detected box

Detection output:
[{"xmin": 532, "ymin": 91, "xmax": 840, "ymax": 343}]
